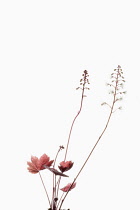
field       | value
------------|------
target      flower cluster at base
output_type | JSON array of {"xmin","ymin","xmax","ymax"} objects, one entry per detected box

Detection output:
[{"xmin": 27, "ymin": 153, "xmax": 76, "ymax": 210}]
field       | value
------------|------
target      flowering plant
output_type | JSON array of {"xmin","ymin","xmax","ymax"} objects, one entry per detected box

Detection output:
[{"xmin": 27, "ymin": 66, "xmax": 126, "ymax": 210}]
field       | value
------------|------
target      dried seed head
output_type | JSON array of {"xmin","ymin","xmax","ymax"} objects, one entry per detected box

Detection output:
[
  {"xmin": 103, "ymin": 65, "xmax": 126, "ymax": 112},
  {"xmin": 59, "ymin": 145, "xmax": 64, "ymax": 150},
  {"xmin": 77, "ymin": 70, "xmax": 90, "ymax": 91}
]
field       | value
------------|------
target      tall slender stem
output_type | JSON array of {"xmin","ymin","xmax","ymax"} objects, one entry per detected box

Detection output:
[
  {"xmin": 64, "ymin": 88, "xmax": 84, "ymax": 161},
  {"xmin": 64, "ymin": 70, "xmax": 89, "ymax": 161},
  {"xmin": 51, "ymin": 147, "xmax": 63, "ymax": 209}
]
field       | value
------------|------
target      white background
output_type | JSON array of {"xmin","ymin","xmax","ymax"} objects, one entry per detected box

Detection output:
[{"xmin": 0, "ymin": 0, "xmax": 140, "ymax": 210}]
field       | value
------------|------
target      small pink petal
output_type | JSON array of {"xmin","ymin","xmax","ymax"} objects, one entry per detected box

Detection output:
[
  {"xmin": 60, "ymin": 183, "xmax": 76, "ymax": 192},
  {"xmin": 58, "ymin": 161, "xmax": 73, "ymax": 172}
]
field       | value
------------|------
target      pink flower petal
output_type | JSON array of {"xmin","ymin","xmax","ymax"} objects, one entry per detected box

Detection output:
[
  {"xmin": 60, "ymin": 183, "xmax": 76, "ymax": 192},
  {"xmin": 58, "ymin": 161, "xmax": 73, "ymax": 172},
  {"xmin": 27, "ymin": 154, "xmax": 53, "ymax": 174}
]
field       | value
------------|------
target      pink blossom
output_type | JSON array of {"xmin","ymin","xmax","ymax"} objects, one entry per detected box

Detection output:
[
  {"xmin": 27, "ymin": 154, "xmax": 54, "ymax": 174},
  {"xmin": 60, "ymin": 182, "xmax": 76, "ymax": 192},
  {"xmin": 58, "ymin": 161, "xmax": 73, "ymax": 172}
]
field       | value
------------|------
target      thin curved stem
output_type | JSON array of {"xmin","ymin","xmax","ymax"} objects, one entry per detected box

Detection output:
[
  {"xmin": 38, "ymin": 171, "xmax": 51, "ymax": 207},
  {"xmin": 64, "ymin": 81, "xmax": 86, "ymax": 161},
  {"xmin": 57, "ymin": 192, "xmax": 65, "ymax": 209}
]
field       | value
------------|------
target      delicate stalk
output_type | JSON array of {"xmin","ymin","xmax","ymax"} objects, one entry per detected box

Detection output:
[
  {"xmin": 52, "ymin": 146, "xmax": 64, "ymax": 209},
  {"xmin": 57, "ymin": 192, "xmax": 65, "ymax": 209},
  {"xmin": 56, "ymin": 176, "xmax": 61, "ymax": 199},
  {"xmin": 38, "ymin": 171, "xmax": 51, "ymax": 207},
  {"xmin": 59, "ymin": 66, "xmax": 124, "ymax": 209},
  {"xmin": 53, "ymin": 146, "xmax": 64, "ymax": 168},
  {"xmin": 64, "ymin": 70, "xmax": 89, "ymax": 161}
]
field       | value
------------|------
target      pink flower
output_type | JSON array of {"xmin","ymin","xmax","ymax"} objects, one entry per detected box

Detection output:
[
  {"xmin": 60, "ymin": 183, "xmax": 76, "ymax": 192},
  {"xmin": 58, "ymin": 161, "xmax": 73, "ymax": 172},
  {"xmin": 27, "ymin": 154, "xmax": 54, "ymax": 174}
]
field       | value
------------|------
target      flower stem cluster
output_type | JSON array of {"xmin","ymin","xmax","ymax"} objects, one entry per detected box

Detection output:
[{"xmin": 27, "ymin": 152, "xmax": 75, "ymax": 210}]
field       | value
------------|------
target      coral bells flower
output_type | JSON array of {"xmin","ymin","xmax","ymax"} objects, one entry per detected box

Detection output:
[
  {"xmin": 58, "ymin": 161, "xmax": 73, "ymax": 172},
  {"xmin": 60, "ymin": 183, "xmax": 76, "ymax": 192},
  {"xmin": 27, "ymin": 154, "xmax": 54, "ymax": 174}
]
